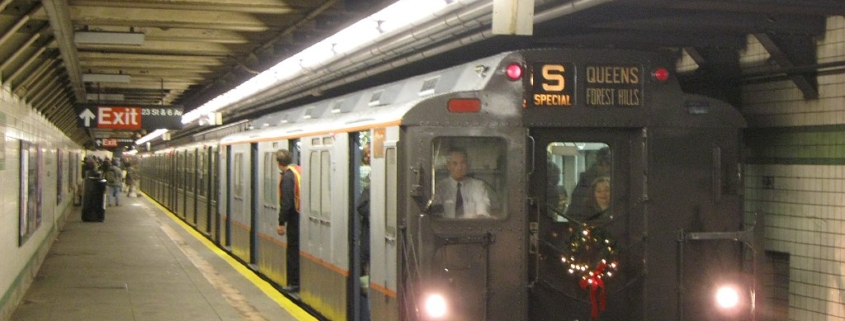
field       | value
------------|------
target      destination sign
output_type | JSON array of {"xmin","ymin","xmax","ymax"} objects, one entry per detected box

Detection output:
[
  {"xmin": 527, "ymin": 63, "xmax": 644, "ymax": 108},
  {"xmin": 529, "ymin": 62, "xmax": 575, "ymax": 107},
  {"xmin": 77, "ymin": 105, "xmax": 183, "ymax": 130},
  {"xmin": 584, "ymin": 64, "xmax": 642, "ymax": 107}
]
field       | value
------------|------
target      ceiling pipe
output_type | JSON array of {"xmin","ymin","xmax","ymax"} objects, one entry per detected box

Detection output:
[{"xmin": 225, "ymin": 0, "xmax": 619, "ymax": 120}]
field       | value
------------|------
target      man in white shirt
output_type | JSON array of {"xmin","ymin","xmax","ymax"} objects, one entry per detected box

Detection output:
[{"xmin": 435, "ymin": 148, "xmax": 492, "ymax": 219}]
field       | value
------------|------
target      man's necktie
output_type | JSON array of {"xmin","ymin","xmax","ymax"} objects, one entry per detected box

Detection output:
[{"xmin": 455, "ymin": 182, "xmax": 464, "ymax": 216}]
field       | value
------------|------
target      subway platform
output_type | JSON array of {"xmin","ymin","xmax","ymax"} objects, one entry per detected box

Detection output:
[{"xmin": 10, "ymin": 192, "xmax": 315, "ymax": 321}]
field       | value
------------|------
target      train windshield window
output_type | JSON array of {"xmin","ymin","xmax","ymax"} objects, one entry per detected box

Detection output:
[
  {"xmin": 431, "ymin": 137, "xmax": 505, "ymax": 219},
  {"xmin": 547, "ymin": 143, "xmax": 611, "ymax": 223}
]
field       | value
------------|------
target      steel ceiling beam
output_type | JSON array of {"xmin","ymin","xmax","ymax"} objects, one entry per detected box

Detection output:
[
  {"xmin": 7, "ymin": 46, "xmax": 48, "ymax": 86},
  {"xmin": 754, "ymin": 32, "xmax": 819, "ymax": 99},
  {"xmin": 13, "ymin": 54, "xmax": 54, "ymax": 96},
  {"xmin": 42, "ymin": 0, "xmax": 87, "ymax": 102}
]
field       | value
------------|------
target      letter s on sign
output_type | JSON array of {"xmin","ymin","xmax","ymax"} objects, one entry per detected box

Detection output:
[{"xmin": 542, "ymin": 64, "xmax": 565, "ymax": 92}]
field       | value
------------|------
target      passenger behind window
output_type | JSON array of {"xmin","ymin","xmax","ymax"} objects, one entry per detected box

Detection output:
[
  {"xmin": 566, "ymin": 147, "xmax": 611, "ymax": 222},
  {"xmin": 546, "ymin": 161, "xmax": 567, "ymax": 219},
  {"xmin": 433, "ymin": 148, "xmax": 492, "ymax": 219},
  {"xmin": 581, "ymin": 176, "xmax": 611, "ymax": 221}
]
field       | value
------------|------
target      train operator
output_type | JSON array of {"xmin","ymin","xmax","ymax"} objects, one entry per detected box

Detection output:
[
  {"xmin": 276, "ymin": 149, "xmax": 301, "ymax": 291},
  {"xmin": 434, "ymin": 148, "xmax": 492, "ymax": 219}
]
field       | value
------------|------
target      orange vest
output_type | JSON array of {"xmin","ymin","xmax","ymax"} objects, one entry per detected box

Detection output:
[{"xmin": 278, "ymin": 165, "xmax": 302, "ymax": 211}]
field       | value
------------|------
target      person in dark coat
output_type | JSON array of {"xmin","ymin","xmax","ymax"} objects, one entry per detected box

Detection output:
[{"xmin": 276, "ymin": 149, "xmax": 301, "ymax": 291}]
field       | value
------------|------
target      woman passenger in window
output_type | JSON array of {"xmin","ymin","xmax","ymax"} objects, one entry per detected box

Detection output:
[{"xmin": 580, "ymin": 176, "xmax": 611, "ymax": 222}]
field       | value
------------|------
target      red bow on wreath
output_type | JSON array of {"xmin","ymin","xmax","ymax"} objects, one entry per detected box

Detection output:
[{"xmin": 579, "ymin": 262, "xmax": 607, "ymax": 319}]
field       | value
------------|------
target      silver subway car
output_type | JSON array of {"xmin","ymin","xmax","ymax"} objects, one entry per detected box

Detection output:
[{"xmin": 142, "ymin": 48, "xmax": 758, "ymax": 321}]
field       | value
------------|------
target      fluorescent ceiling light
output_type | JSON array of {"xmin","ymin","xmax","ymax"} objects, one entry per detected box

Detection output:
[
  {"xmin": 136, "ymin": 129, "xmax": 168, "ymax": 145},
  {"xmin": 83, "ymin": 74, "xmax": 131, "ymax": 83},
  {"xmin": 86, "ymin": 93, "xmax": 124, "ymax": 101},
  {"xmin": 181, "ymin": 0, "xmax": 468, "ymax": 125},
  {"xmin": 74, "ymin": 31, "xmax": 145, "ymax": 46}
]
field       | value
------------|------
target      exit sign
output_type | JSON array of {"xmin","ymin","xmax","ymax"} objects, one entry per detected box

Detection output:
[{"xmin": 76, "ymin": 105, "xmax": 183, "ymax": 130}]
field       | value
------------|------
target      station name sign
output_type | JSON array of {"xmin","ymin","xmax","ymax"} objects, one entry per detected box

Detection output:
[
  {"xmin": 77, "ymin": 105, "xmax": 183, "ymax": 130},
  {"xmin": 528, "ymin": 63, "xmax": 643, "ymax": 108}
]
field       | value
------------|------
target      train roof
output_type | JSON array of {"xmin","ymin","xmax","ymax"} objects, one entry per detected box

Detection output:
[
  {"xmin": 220, "ymin": 48, "xmax": 746, "ymax": 145},
  {"xmin": 220, "ymin": 52, "xmax": 511, "ymax": 145}
]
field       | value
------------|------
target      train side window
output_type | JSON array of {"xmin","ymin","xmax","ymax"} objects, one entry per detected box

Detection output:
[
  {"xmin": 308, "ymin": 150, "xmax": 332, "ymax": 220},
  {"xmin": 547, "ymin": 143, "xmax": 612, "ymax": 223},
  {"xmin": 431, "ymin": 137, "xmax": 505, "ymax": 219},
  {"xmin": 198, "ymin": 152, "xmax": 206, "ymax": 195},
  {"xmin": 320, "ymin": 150, "xmax": 331, "ymax": 220},
  {"xmin": 233, "ymin": 153, "xmax": 244, "ymax": 198},
  {"xmin": 262, "ymin": 151, "xmax": 276, "ymax": 205},
  {"xmin": 385, "ymin": 147, "xmax": 397, "ymax": 236}
]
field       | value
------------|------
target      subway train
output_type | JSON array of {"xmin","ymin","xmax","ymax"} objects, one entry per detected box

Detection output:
[{"xmin": 138, "ymin": 48, "xmax": 762, "ymax": 321}]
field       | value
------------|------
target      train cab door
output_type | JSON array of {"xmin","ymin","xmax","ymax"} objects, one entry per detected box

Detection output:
[
  {"xmin": 527, "ymin": 128, "xmax": 644, "ymax": 321},
  {"xmin": 408, "ymin": 128, "xmax": 527, "ymax": 321}
]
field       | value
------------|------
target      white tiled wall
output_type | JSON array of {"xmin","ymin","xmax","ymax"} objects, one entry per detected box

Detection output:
[
  {"xmin": 742, "ymin": 16, "xmax": 845, "ymax": 321},
  {"xmin": 0, "ymin": 85, "xmax": 80, "ymax": 320}
]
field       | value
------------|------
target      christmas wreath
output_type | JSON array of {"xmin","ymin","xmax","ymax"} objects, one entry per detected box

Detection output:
[{"xmin": 559, "ymin": 223, "xmax": 619, "ymax": 319}]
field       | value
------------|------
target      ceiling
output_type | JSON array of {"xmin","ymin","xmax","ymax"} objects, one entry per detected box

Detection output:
[
  {"xmin": 0, "ymin": 0, "xmax": 843, "ymax": 150},
  {"xmin": 0, "ymin": 0, "xmax": 394, "ymax": 147}
]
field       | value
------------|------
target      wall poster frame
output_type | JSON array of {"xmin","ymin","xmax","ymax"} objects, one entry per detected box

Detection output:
[{"xmin": 19, "ymin": 140, "xmax": 42, "ymax": 246}]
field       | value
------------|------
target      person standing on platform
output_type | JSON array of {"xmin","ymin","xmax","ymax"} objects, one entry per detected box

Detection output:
[
  {"xmin": 276, "ymin": 149, "xmax": 302, "ymax": 291},
  {"xmin": 124, "ymin": 163, "xmax": 139, "ymax": 197},
  {"xmin": 103, "ymin": 161, "xmax": 123, "ymax": 207}
]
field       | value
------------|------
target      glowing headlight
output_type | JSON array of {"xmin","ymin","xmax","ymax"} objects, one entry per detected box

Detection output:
[
  {"xmin": 715, "ymin": 286, "xmax": 740, "ymax": 309},
  {"xmin": 423, "ymin": 293, "xmax": 448, "ymax": 319}
]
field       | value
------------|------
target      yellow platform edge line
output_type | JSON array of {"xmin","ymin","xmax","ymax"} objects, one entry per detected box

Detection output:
[{"xmin": 142, "ymin": 192, "xmax": 318, "ymax": 321}]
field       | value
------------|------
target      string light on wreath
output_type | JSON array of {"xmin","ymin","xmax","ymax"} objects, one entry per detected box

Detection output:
[{"xmin": 559, "ymin": 224, "xmax": 619, "ymax": 319}]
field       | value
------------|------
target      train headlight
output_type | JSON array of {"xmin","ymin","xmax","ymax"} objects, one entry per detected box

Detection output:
[
  {"xmin": 715, "ymin": 285, "xmax": 740, "ymax": 309},
  {"xmin": 423, "ymin": 293, "xmax": 448, "ymax": 319}
]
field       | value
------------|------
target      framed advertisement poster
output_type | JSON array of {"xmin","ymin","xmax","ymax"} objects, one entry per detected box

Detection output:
[
  {"xmin": 57, "ymin": 149, "xmax": 63, "ymax": 204},
  {"xmin": 19, "ymin": 140, "xmax": 42, "ymax": 246}
]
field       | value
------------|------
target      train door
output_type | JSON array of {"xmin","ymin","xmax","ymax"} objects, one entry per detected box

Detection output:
[
  {"xmin": 228, "ymin": 143, "xmax": 252, "ymax": 262},
  {"xmin": 166, "ymin": 152, "xmax": 175, "ymax": 209},
  {"xmin": 406, "ymin": 128, "xmax": 527, "ymax": 321},
  {"xmin": 186, "ymin": 149, "xmax": 197, "ymax": 224},
  {"xmin": 220, "ymin": 145, "xmax": 230, "ymax": 247},
  {"xmin": 176, "ymin": 150, "xmax": 185, "ymax": 217},
  {"xmin": 527, "ymin": 128, "xmax": 644, "ymax": 321},
  {"xmin": 350, "ymin": 131, "xmax": 370, "ymax": 321},
  {"xmin": 211, "ymin": 145, "xmax": 221, "ymax": 244},
  {"xmin": 196, "ymin": 147, "xmax": 210, "ymax": 234},
  {"xmin": 301, "ymin": 134, "xmax": 351, "ymax": 320},
  {"xmin": 256, "ymin": 140, "xmax": 288, "ymax": 287}
]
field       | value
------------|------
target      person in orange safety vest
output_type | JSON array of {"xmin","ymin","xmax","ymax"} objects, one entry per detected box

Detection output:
[{"xmin": 276, "ymin": 149, "xmax": 301, "ymax": 291}]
